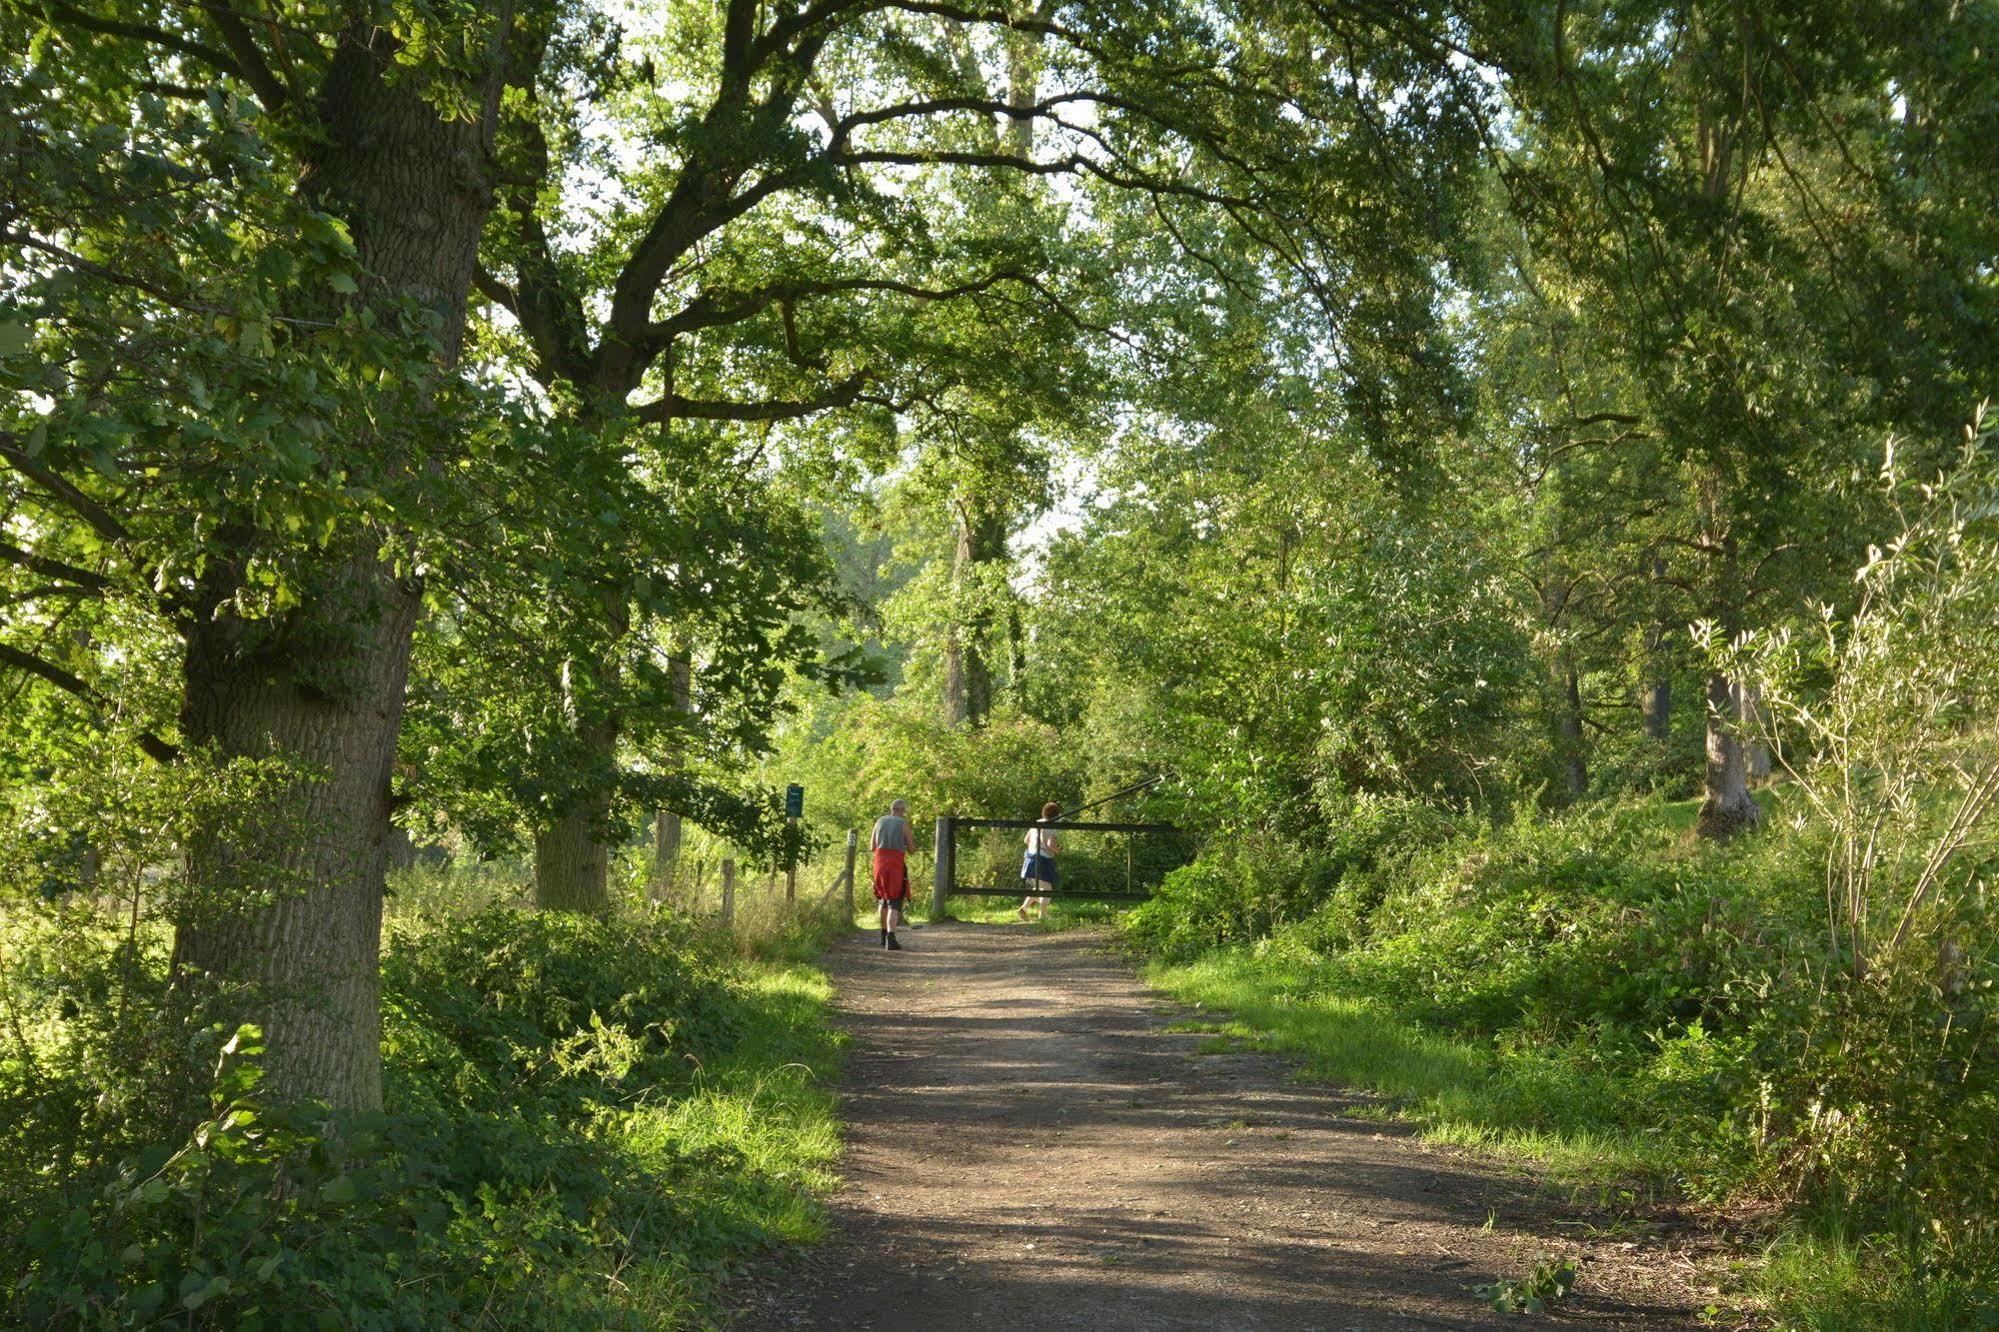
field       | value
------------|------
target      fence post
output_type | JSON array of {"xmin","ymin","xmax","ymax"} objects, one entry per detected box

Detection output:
[
  {"xmin": 785, "ymin": 820, "xmax": 798, "ymax": 905},
  {"xmin": 720, "ymin": 858, "xmax": 735, "ymax": 928},
  {"xmin": 843, "ymin": 829, "xmax": 859, "ymax": 920},
  {"xmin": 932, "ymin": 815, "xmax": 953, "ymax": 921}
]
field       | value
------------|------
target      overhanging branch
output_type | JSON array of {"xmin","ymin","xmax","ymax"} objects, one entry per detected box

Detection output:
[
  {"xmin": 0, "ymin": 642, "xmax": 179, "ymax": 762},
  {"xmin": 631, "ymin": 372, "xmax": 874, "ymax": 424}
]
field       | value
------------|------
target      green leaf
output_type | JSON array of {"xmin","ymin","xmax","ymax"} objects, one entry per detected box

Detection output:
[{"xmin": 180, "ymin": 1273, "xmax": 230, "ymax": 1311}]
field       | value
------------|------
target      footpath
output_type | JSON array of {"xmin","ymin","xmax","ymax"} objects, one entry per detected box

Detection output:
[{"xmin": 735, "ymin": 924, "xmax": 1715, "ymax": 1330}]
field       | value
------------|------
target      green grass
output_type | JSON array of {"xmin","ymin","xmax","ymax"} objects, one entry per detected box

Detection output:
[
  {"xmin": 608, "ymin": 961, "xmax": 846, "ymax": 1322},
  {"xmin": 933, "ymin": 895, "xmax": 1124, "ymax": 930},
  {"xmin": 1145, "ymin": 949, "xmax": 1675, "ymax": 1189},
  {"xmin": 1750, "ymin": 1227, "xmax": 1998, "ymax": 1331},
  {"xmin": 1625, "ymin": 782, "xmax": 1789, "ymax": 841}
]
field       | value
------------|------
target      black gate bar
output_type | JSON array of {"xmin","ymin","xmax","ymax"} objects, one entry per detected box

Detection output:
[
  {"xmin": 931, "ymin": 814, "xmax": 1178, "ymax": 918},
  {"xmin": 950, "ymin": 818, "xmax": 1176, "ymax": 834}
]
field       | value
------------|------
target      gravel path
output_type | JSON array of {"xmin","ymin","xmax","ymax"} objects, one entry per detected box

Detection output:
[{"xmin": 734, "ymin": 923, "xmax": 1716, "ymax": 1330}]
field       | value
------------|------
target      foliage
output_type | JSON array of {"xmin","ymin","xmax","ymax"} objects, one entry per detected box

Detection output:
[
  {"xmin": 2, "ymin": 893, "xmax": 846, "ymax": 1329},
  {"xmin": 4, "ymin": 0, "xmax": 1999, "ymax": 1324},
  {"xmin": 1477, "ymin": 1256, "xmax": 1578, "ymax": 1315},
  {"xmin": 1720, "ymin": 420, "xmax": 1999, "ymax": 975}
]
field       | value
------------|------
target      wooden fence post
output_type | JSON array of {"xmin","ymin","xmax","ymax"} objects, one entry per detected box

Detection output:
[
  {"xmin": 932, "ymin": 815, "xmax": 953, "ymax": 921},
  {"xmin": 843, "ymin": 828, "xmax": 859, "ymax": 920},
  {"xmin": 720, "ymin": 858, "xmax": 735, "ymax": 928}
]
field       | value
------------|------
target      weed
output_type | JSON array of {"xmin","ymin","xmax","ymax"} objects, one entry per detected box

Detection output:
[{"xmin": 1476, "ymin": 1257, "xmax": 1577, "ymax": 1314}]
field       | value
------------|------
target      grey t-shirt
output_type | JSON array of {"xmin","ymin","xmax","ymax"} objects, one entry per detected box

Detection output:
[{"xmin": 871, "ymin": 814, "xmax": 913, "ymax": 852}]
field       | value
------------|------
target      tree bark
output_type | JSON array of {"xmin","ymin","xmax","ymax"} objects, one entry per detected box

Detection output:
[
  {"xmin": 943, "ymin": 501, "xmax": 1006, "ymax": 727},
  {"xmin": 942, "ymin": 508, "xmax": 975, "ymax": 726},
  {"xmin": 1641, "ymin": 668, "xmax": 1672, "ymax": 741},
  {"xmin": 170, "ymin": 27, "xmax": 497, "ymax": 1112},
  {"xmin": 177, "ymin": 552, "xmax": 423, "ymax": 1112},
  {"xmin": 1640, "ymin": 553, "xmax": 1672, "ymax": 740},
  {"xmin": 651, "ymin": 646, "xmax": 692, "ymax": 900},
  {"xmin": 1691, "ymin": 460, "xmax": 1758, "ymax": 838},
  {"xmin": 535, "ymin": 777, "xmax": 614, "ymax": 912},
  {"xmin": 385, "ymin": 824, "xmax": 419, "ymax": 873},
  {"xmin": 534, "ymin": 675, "xmax": 620, "ymax": 912},
  {"xmin": 1696, "ymin": 672, "xmax": 1762, "ymax": 837}
]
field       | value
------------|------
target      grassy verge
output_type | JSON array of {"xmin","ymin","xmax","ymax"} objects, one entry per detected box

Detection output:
[
  {"xmin": 606, "ymin": 954, "xmax": 845, "ymax": 1323},
  {"xmin": 1141, "ymin": 959, "xmax": 1994, "ymax": 1330},
  {"xmin": 1126, "ymin": 788, "xmax": 1992, "ymax": 1330},
  {"xmin": 1144, "ymin": 949, "xmax": 1677, "ymax": 1193},
  {"xmin": 1, "ymin": 867, "xmax": 854, "ymax": 1330},
  {"xmin": 934, "ymin": 895, "xmax": 1122, "ymax": 930}
]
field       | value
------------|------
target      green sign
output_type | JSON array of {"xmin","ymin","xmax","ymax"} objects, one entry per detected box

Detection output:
[{"xmin": 784, "ymin": 783, "xmax": 804, "ymax": 819}]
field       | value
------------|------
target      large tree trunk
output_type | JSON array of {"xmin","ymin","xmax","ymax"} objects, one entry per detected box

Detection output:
[
  {"xmin": 1640, "ymin": 553, "xmax": 1672, "ymax": 740},
  {"xmin": 1641, "ymin": 669, "xmax": 1672, "ymax": 741},
  {"xmin": 535, "ymin": 784, "xmax": 613, "ymax": 912},
  {"xmin": 177, "ymin": 555, "xmax": 422, "ymax": 1112},
  {"xmin": 170, "ymin": 29, "xmax": 496, "ymax": 1112},
  {"xmin": 535, "ymin": 678, "xmax": 620, "ymax": 912},
  {"xmin": 1697, "ymin": 672, "xmax": 1762, "ymax": 837},
  {"xmin": 942, "ymin": 509, "xmax": 975, "ymax": 726},
  {"xmin": 943, "ymin": 502, "xmax": 1006, "ymax": 727},
  {"xmin": 651, "ymin": 647, "xmax": 692, "ymax": 900},
  {"xmin": 1692, "ymin": 460, "xmax": 1758, "ymax": 839}
]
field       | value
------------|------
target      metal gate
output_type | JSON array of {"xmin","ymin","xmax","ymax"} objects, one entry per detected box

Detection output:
[{"xmin": 929, "ymin": 815, "xmax": 1179, "ymax": 917}]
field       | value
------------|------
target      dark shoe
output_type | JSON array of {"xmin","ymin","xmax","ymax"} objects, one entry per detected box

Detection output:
[{"xmin": 886, "ymin": 935, "xmax": 902, "ymax": 950}]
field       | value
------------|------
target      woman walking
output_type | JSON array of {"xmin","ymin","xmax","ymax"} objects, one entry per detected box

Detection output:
[{"xmin": 1018, "ymin": 800, "xmax": 1061, "ymax": 921}]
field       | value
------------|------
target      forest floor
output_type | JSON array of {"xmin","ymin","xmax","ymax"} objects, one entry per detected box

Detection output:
[{"xmin": 732, "ymin": 923, "xmax": 1732, "ymax": 1330}]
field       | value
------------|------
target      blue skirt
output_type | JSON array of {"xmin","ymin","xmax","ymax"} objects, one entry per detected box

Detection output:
[{"xmin": 1020, "ymin": 852, "xmax": 1058, "ymax": 887}]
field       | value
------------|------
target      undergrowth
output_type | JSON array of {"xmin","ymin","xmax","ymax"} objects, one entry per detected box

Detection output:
[
  {"xmin": 1127, "ymin": 792, "xmax": 1999, "ymax": 1330},
  {"xmin": 0, "ymin": 872, "xmax": 848, "ymax": 1329}
]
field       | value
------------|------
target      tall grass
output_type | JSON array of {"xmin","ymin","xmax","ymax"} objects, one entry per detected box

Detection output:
[
  {"xmin": 1121, "ymin": 791, "xmax": 1996, "ymax": 1329},
  {"xmin": 1147, "ymin": 950, "xmax": 1677, "ymax": 1188},
  {"xmin": 3, "ymin": 852, "xmax": 853, "ymax": 1329}
]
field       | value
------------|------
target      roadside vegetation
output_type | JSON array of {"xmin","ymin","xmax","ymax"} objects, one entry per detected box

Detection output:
[{"xmin": 1, "ymin": 851, "xmax": 846, "ymax": 1328}]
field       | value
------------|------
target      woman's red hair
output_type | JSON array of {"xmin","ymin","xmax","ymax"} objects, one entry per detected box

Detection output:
[{"xmin": 1040, "ymin": 801, "xmax": 1061, "ymax": 820}]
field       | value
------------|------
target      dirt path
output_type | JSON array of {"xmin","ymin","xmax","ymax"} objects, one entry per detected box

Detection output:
[{"xmin": 735, "ymin": 923, "xmax": 1717, "ymax": 1330}]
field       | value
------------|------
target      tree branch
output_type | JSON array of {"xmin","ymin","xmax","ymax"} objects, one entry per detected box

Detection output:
[
  {"xmin": 0, "ymin": 642, "xmax": 179, "ymax": 761},
  {"xmin": 0, "ymin": 434, "xmax": 132, "ymax": 544},
  {"xmin": 46, "ymin": 2, "xmax": 245, "ymax": 83},
  {"xmin": 630, "ymin": 372, "xmax": 874, "ymax": 424},
  {"xmin": 202, "ymin": 2, "xmax": 291, "ymax": 110},
  {"xmin": 0, "ymin": 538, "xmax": 115, "ymax": 592}
]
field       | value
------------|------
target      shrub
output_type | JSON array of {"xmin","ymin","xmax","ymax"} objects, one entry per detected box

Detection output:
[{"xmin": 4, "ymin": 903, "xmax": 841, "ymax": 1329}]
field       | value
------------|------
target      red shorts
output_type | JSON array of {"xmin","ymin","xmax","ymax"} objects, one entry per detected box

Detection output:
[{"xmin": 872, "ymin": 848, "xmax": 910, "ymax": 901}]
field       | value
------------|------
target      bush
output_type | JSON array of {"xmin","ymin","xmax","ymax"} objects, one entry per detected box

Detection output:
[
  {"xmin": 381, "ymin": 907, "xmax": 738, "ymax": 1118},
  {"xmin": 13, "ymin": 1027, "xmax": 641, "ymax": 1330},
  {"xmin": 4, "ymin": 903, "xmax": 844, "ymax": 1329},
  {"xmin": 1125, "ymin": 795, "xmax": 1469, "ymax": 961},
  {"xmin": 1129, "ymin": 790, "xmax": 1999, "ymax": 1313}
]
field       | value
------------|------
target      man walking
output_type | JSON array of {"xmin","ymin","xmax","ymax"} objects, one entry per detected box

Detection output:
[{"xmin": 872, "ymin": 799, "xmax": 915, "ymax": 951}]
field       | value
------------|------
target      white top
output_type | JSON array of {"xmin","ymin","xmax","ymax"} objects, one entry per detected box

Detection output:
[{"xmin": 1025, "ymin": 824, "xmax": 1060, "ymax": 856}]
